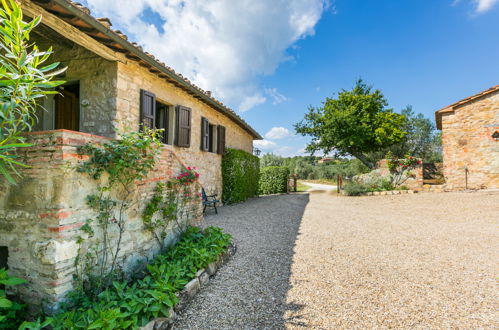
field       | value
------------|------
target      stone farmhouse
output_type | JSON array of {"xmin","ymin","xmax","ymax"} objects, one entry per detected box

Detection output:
[
  {"xmin": 436, "ymin": 85, "xmax": 499, "ymax": 190},
  {"xmin": 0, "ymin": 0, "xmax": 261, "ymax": 312}
]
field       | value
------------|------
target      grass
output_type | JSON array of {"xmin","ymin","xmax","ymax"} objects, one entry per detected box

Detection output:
[
  {"xmin": 296, "ymin": 182, "xmax": 311, "ymax": 192},
  {"xmin": 301, "ymin": 179, "xmax": 337, "ymax": 186}
]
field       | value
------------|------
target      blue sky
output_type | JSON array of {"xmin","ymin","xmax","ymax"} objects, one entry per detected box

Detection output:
[{"xmin": 82, "ymin": 0, "xmax": 499, "ymax": 156}]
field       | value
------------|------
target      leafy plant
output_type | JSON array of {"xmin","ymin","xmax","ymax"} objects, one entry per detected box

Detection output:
[
  {"xmin": 342, "ymin": 182, "xmax": 369, "ymax": 196},
  {"xmin": 0, "ymin": 268, "xmax": 27, "ymax": 329},
  {"xmin": 0, "ymin": 0, "xmax": 65, "ymax": 184},
  {"xmin": 142, "ymin": 167, "xmax": 202, "ymax": 250},
  {"xmin": 221, "ymin": 148, "xmax": 259, "ymax": 204},
  {"xmin": 259, "ymin": 166, "xmax": 289, "ymax": 195},
  {"xmin": 75, "ymin": 128, "xmax": 162, "ymax": 298},
  {"xmin": 48, "ymin": 226, "xmax": 232, "ymax": 330},
  {"xmin": 386, "ymin": 152, "xmax": 421, "ymax": 187}
]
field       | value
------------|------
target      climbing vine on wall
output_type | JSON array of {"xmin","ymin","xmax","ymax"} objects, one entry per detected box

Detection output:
[
  {"xmin": 74, "ymin": 128, "xmax": 162, "ymax": 298},
  {"xmin": 142, "ymin": 167, "xmax": 202, "ymax": 250}
]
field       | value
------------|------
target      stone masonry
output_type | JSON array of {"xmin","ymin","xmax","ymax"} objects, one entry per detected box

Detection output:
[
  {"xmin": 436, "ymin": 88, "xmax": 499, "ymax": 190},
  {"xmin": 0, "ymin": 130, "xmax": 203, "ymax": 313}
]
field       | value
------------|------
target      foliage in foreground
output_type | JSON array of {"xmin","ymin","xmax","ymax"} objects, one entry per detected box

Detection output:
[
  {"xmin": 17, "ymin": 226, "xmax": 232, "ymax": 330},
  {"xmin": 0, "ymin": 0, "xmax": 65, "ymax": 184},
  {"xmin": 222, "ymin": 148, "xmax": 260, "ymax": 204},
  {"xmin": 75, "ymin": 129, "xmax": 162, "ymax": 296},
  {"xmin": 0, "ymin": 268, "xmax": 27, "ymax": 329},
  {"xmin": 259, "ymin": 166, "xmax": 289, "ymax": 195}
]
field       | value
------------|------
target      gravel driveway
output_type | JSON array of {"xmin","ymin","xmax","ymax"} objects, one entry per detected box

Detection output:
[{"xmin": 173, "ymin": 190, "xmax": 499, "ymax": 329}]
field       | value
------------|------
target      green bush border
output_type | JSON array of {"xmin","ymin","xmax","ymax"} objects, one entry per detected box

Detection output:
[
  {"xmin": 258, "ymin": 166, "xmax": 289, "ymax": 195},
  {"xmin": 221, "ymin": 148, "xmax": 260, "ymax": 204}
]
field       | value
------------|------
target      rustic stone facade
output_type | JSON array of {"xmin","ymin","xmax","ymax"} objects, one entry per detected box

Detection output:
[
  {"xmin": 115, "ymin": 60, "xmax": 255, "ymax": 197},
  {"xmin": 0, "ymin": 1, "xmax": 260, "ymax": 313},
  {"xmin": 436, "ymin": 88, "xmax": 499, "ymax": 190},
  {"xmin": 0, "ymin": 130, "xmax": 203, "ymax": 312},
  {"xmin": 32, "ymin": 33, "xmax": 118, "ymax": 137}
]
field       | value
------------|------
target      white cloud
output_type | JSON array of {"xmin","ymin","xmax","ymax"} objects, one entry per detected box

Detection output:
[
  {"xmin": 253, "ymin": 139, "xmax": 277, "ymax": 150},
  {"xmin": 81, "ymin": 0, "xmax": 328, "ymax": 111},
  {"xmin": 265, "ymin": 127, "xmax": 293, "ymax": 140},
  {"xmin": 265, "ymin": 88, "xmax": 288, "ymax": 105},
  {"xmin": 474, "ymin": 0, "xmax": 499, "ymax": 12},
  {"xmin": 238, "ymin": 94, "xmax": 266, "ymax": 112}
]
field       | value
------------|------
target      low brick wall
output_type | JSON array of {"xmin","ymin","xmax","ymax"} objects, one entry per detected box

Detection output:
[{"xmin": 0, "ymin": 130, "xmax": 203, "ymax": 313}]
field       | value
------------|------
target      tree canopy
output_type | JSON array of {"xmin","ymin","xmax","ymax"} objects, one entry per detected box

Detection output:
[{"xmin": 295, "ymin": 79, "xmax": 407, "ymax": 168}]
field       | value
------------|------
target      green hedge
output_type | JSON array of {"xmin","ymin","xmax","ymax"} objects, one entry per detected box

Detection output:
[
  {"xmin": 222, "ymin": 148, "xmax": 260, "ymax": 204},
  {"xmin": 259, "ymin": 166, "xmax": 289, "ymax": 195}
]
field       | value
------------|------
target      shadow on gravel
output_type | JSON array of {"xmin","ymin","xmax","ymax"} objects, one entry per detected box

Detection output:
[{"xmin": 173, "ymin": 193, "xmax": 310, "ymax": 329}]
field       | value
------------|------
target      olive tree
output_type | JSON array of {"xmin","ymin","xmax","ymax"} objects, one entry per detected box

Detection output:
[{"xmin": 0, "ymin": 0, "xmax": 65, "ymax": 184}]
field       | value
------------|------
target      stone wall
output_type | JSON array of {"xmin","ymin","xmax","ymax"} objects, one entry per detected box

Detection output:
[
  {"xmin": 440, "ymin": 91, "xmax": 499, "ymax": 190},
  {"xmin": 115, "ymin": 61, "xmax": 255, "ymax": 197},
  {"xmin": 30, "ymin": 24, "xmax": 256, "ymax": 198},
  {"xmin": 0, "ymin": 130, "xmax": 202, "ymax": 313},
  {"xmin": 32, "ymin": 32, "xmax": 118, "ymax": 137}
]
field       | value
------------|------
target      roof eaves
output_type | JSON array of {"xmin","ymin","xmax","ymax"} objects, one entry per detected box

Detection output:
[{"xmin": 47, "ymin": 0, "xmax": 262, "ymax": 140}]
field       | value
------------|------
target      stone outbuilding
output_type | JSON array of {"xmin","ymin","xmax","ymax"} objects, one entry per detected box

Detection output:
[
  {"xmin": 435, "ymin": 85, "xmax": 499, "ymax": 190},
  {"xmin": 0, "ymin": 0, "xmax": 261, "ymax": 312}
]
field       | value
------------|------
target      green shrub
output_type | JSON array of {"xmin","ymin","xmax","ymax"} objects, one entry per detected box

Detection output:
[
  {"xmin": 342, "ymin": 182, "xmax": 369, "ymax": 196},
  {"xmin": 222, "ymin": 148, "xmax": 260, "ymax": 204},
  {"xmin": 0, "ymin": 268, "xmax": 27, "ymax": 329},
  {"xmin": 259, "ymin": 166, "xmax": 289, "ymax": 195},
  {"xmin": 44, "ymin": 226, "xmax": 232, "ymax": 329}
]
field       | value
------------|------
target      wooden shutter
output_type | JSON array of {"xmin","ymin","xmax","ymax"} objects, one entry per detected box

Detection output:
[
  {"xmin": 175, "ymin": 105, "xmax": 191, "ymax": 147},
  {"xmin": 217, "ymin": 125, "xmax": 226, "ymax": 155},
  {"xmin": 200, "ymin": 117, "xmax": 210, "ymax": 151},
  {"xmin": 140, "ymin": 90, "xmax": 156, "ymax": 130}
]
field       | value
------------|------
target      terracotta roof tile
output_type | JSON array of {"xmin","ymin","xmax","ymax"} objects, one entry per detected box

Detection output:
[{"xmin": 435, "ymin": 84, "xmax": 499, "ymax": 129}]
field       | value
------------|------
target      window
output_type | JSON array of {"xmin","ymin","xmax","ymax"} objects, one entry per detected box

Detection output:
[
  {"xmin": 209, "ymin": 124, "xmax": 216, "ymax": 152},
  {"xmin": 140, "ymin": 90, "xmax": 172, "ymax": 144},
  {"xmin": 201, "ymin": 119, "xmax": 219, "ymax": 153},
  {"xmin": 200, "ymin": 117, "xmax": 210, "ymax": 151},
  {"xmin": 156, "ymin": 102, "xmax": 169, "ymax": 144}
]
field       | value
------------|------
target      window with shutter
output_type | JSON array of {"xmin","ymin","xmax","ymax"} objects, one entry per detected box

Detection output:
[
  {"xmin": 140, "ymin": 90, "xmax": 156, "ymax": 130},
  {"xmin": 155, "ymin": 102, "xmax": 169, "ymax": 144},
  {"xmin": 175, "ymin": 105, "xmax": 191, "ymax": 147},
  {"xmin": 200, "ymin": 117, "xmax": 210, "ymax": 151},
  {"xmin": 209, "ymin": 124, "xmax": 216, "ymax": 152},
  {"xmin": 217, "ymin": 125, "xmax": 226, "ymax": 155}
]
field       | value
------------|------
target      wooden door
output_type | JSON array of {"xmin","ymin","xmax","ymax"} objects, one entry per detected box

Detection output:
[{"xmin": 55, "ymin": 89, "xmax": 78, "ymax": 130}]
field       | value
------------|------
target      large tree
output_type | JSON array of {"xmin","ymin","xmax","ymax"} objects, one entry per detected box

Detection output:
[{"xmin": 295, "ymin": 79, "xmax": 406, "ymax": 169}]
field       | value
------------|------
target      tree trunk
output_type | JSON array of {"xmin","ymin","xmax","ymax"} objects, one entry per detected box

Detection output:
[{"xmin": 351, "ymin": 151, "xmax": 375, "ymax": 169}]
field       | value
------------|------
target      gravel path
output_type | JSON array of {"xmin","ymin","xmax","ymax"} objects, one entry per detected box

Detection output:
[
  {"xmin": 173, "ymin": 190, "xmax": 499, "ymax": 329},
  {"xmin": 299, "ymin": 181, "xmax": 337, "ymax": 191}
]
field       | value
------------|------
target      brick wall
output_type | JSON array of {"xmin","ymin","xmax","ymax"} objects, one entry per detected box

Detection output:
[
  {"xmin": 0, "ymin": 130, "xmax": 202, "ymax": 313},
  {"xmin": 440, "ymin": 91, "xmax": 499, "ymax": 190}
]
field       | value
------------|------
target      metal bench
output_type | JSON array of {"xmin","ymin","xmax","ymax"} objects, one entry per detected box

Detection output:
[{"xmin": 202, "ymin": 188, "xmax": 219, "ymax": 214}]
